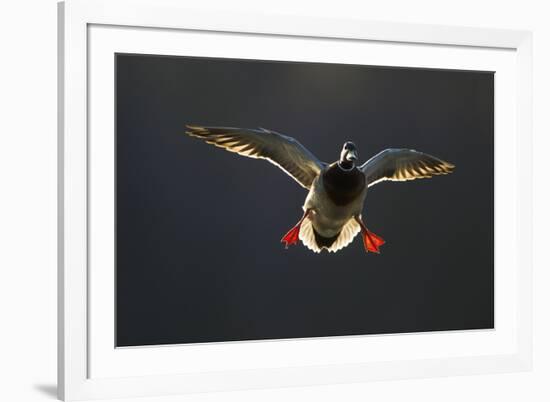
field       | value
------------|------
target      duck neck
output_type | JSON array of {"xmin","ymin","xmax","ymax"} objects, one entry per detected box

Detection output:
[
  {"xmin": 338, "ymin": 159, "xmax": 355, "ymax": 171},
  {"xmin": 322, "ymin": 162, "xmax": 366, "ymax": 206}
]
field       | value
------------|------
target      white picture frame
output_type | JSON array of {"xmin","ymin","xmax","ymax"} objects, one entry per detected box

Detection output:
[{"xmin": 58, "ymin": 0, "xmax": 533, "ymax": 400}]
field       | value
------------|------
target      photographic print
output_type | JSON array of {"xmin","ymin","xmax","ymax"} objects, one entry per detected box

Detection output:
[{"xmin": 116, "ymin": 54, "xmax": 494, "ymax": 347}]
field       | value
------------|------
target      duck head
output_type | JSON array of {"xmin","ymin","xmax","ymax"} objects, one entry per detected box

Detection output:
[{"xmin": 338, "ymin": 141, "xmax": 358, "ymax": 170}]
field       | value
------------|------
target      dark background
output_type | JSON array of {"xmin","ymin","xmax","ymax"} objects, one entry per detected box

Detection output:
[{"xmin": 116, "ymin": 53, "xmax": 494, "ymax": 347}]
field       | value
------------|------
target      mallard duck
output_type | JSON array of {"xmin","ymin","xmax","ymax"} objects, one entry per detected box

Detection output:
[{"xmin": 185, "ymin": 125, "xmax": 454, "ymax": 254}]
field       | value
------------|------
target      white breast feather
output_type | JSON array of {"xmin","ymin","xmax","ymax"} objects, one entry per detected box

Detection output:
[{"xmin": 299, "ymin": 217, "xmax": 361, "ymax": 253}]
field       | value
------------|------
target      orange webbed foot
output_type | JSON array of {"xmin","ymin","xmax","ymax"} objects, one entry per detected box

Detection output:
[
  {"xmin": 362, "ymin": 230, "xmax": 385, "ymax": 253},
  {"xmin": 281, "ymin": 226, "xmax": 301, "ymax": 248},
  {"xmin": 281, "ymin": 209, "xmax": 311, "ymax": 249},
  {"xmin": 354, "ymin": 216, "xmax": 385, "ymax": 254}
]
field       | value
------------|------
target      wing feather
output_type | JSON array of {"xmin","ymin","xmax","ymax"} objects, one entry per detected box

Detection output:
[
  {"xmin": 361, "ymin": 148, "xmax": 454, "ymax": 187},
  {"xmin": 186, "ymin": 125, "xmax": 324, "ymax": 189}
]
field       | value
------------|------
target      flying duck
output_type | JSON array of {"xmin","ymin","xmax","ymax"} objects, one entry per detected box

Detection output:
[{"xmin": 185, "ymin": 125, "xmax": 454, "ymax": 254}]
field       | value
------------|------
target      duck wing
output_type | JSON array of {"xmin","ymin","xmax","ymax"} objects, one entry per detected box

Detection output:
[
  {"xmin": 360, "ymin": 148, "xmax": 455, "ymax": 187},
  {"xmin": 186, "ymin": 125, "xmax": 325, "ymax": 189}
]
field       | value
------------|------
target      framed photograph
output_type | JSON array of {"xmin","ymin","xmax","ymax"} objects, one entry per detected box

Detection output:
[{"xmin": 58, "ymin": 0, "xmax": 533, "ymax": 400}]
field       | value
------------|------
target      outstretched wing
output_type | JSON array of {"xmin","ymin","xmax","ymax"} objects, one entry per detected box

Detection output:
[
  {"xmin": 360, "ymin": 148, "xmax": 455, "ymax": 187},
  {"xmin": 185, "ymin": 125, "xmax": 325, "ymax": 189}
]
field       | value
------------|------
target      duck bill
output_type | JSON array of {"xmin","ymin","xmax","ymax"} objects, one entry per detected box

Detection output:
[{"xmin": 346, "ymin": 150, "xmax": 358, "ymax": 162}]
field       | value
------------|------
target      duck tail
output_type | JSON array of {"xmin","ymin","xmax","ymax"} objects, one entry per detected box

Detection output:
[
  {"xmin": 313, "ymin": 230, "xmax": 339, "ymax": 249},
  {"xmin": 298, "ymin": 217, "xmax": 360, "ymax": 253}
]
